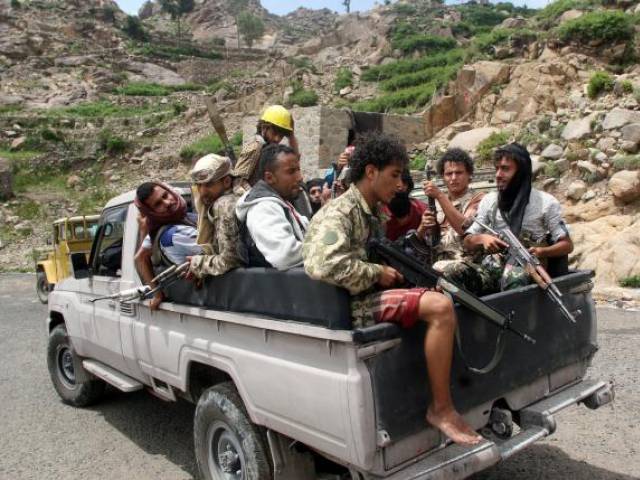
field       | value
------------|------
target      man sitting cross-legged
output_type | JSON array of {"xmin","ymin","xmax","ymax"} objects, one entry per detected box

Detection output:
[
  {"xmin": 235, "ymin": 144, "xmax": 309, "ymax": 270},
  {"xmin": 302, "ymin": 133, "xmax": 482, "ymax": 446}
]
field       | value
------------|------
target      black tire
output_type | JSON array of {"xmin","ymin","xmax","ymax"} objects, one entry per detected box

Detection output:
[
  {"xmin": 194, "ymin": 382, "xmax": 272, "ymax": 480},
  {"xmin": 36, "ymin": 270, "xmax": 50, "ymax": 304},
  {"xmin": 46, "ymin": 324, "xmax": 105, "ymax": 407}
]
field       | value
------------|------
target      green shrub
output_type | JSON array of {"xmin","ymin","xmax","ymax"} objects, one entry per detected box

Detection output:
[
  {"xmin": 537, "ymin": 0, "xmax": 592, "ymax": 23},
  {"xmin": 0, "ymin": 104, "xmax": 24, "ymax": 115},
  {"xmin": 115, "ymin": 82, "xmax": 204, "ymax": 96},
  {"xmin": 471, "ymin": 28, "xmax": 538, "ymax": 57},
  {"xmin": 392, "ymin": 3, "xmax": 417, "ymax": 15},
  {"xmin": 122, "ymin": 16, "xmax": 149, "ymax": 41},
  {"xmin": 286, "ymin": 57, "xmax": 317, "ymax": 73},
  {"xmin": 460, "ymin": 4, "xmax": 507, "ymax": 27},
  {"xmin": 180, "ymin": 134, "xmax": 225, "ymax": 161},
  {"xmin": 410, "ymin": 153, "xmax": 428, "ymax": 171},
  {"xmin": 15, "ymin": 199, "xmax": 42, "ymax": 221},
  {"xmin": 621, "ymin": 80, "xmax": 634, "ymax": 94},
  {"xmin": 587, "ymin": 71, "xmax": 614, "ymax": 98},
  {"xmin": 45, "ymin": 101, "xmax": 172, "ymax": 118},
  {"xmin": 557, "ymin": 10, "xmax": 633, "ymax": 45},
  {"xmin": 98, "ymin": 129, "xmax": 129, "ymax": 155},
  {"xmin": 288, "ymin": 88, "xmax": 319, "ymax": 107},
  {"xmin": 40, "ymin": 128, "xmax": 64, "ymax": 143},
  {"xmin": 129, "ymin": 42, "xmax": 222, "ymax": 61},
  {"xmin": 10, "ymin": 0, "xmax": 21, "ymax": 8},
  {"xmin": 393, "ymin": 34, "xmax": 457, "ymax": 54},
  {"xmin": 544, "ymin": 162, "xmax": 561, "ymax": 178},
  {"xmin": 361, "ymin": 49, "xmax": 464, "ymax": 82},
  {"xmin": 334, "ymin": 67, "xmax": 353, "ymax": 92},
  {"xmin": 620, "ymin": 275, "xmax": 640, "ymax": 288},
  {"xmin": 476, "ymin": 131, "xmax": 510, "ymax": 164}
]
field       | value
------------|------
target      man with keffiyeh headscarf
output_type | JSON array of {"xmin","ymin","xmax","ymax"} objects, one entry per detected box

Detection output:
[
  {"xmin": 134, "ymin": 182, "xmax": 202, "ymax": 310},
  {"xmin": 446, "ymin": 143, "xmax": 573, "ymax": 294}
]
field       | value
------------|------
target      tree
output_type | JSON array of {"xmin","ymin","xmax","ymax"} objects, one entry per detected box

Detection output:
[
  {"xmin": 122, "ymin": 15, "xmax": 149, "ymax": 42},
  {"xmin": 158, "ymin": 0, "xmax": 195, "ymax": 47},
  {"xmin": 228, "ymin": 0, "xmax": 250, "ymax": 48},
  {"xmin": 343, "ymin": 0, "xmax": 351, "ymax": 13},
  {"xmin": 237, "ymin": 12, "xmax": 265, "ymax": 48}
]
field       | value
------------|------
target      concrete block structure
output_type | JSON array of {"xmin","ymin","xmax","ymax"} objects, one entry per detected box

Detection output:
[{"xmin": 242, "ymin": 106, "xmax": 427, "ymax": 179}]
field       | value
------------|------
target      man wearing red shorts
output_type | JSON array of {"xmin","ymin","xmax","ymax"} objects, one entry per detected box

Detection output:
[{"xmin": 302, "ymin": 133, "xmax": 482, "ymax": 446}]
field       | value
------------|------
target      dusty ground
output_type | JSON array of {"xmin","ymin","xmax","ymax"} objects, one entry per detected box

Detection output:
[{"xmin": 0, "ymin": 274, "xmax": 638, "ymax": 479}]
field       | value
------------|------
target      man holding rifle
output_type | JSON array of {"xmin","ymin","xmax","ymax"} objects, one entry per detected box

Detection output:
[{"xmin": 458, "ymin": 143, "xmax": 573, "ymax": 294}]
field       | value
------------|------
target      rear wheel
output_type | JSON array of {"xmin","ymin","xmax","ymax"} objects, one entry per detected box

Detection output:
[
  {"xmin": 46, "ymin": 324, "xmax": 105, "ymax": 407},
  {"xmin": 36, "ymin": 270, "xmax": 50, "ymax": 304},
  {"xmin": 194, "ymin": 382, "xmax": 272, "ymax": 480}
]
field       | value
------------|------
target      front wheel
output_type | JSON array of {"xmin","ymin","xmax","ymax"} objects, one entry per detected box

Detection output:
[
  {"xmin": 194, "ymin": 382, "xmax": 272, "ymax": 480},
  {"xmin": 36, "ymin": 270, "xmax": 50, "ymax": 304},
  {"xmin": 46, "ymin": 324, "xmax": 105, "ymax": 407}
]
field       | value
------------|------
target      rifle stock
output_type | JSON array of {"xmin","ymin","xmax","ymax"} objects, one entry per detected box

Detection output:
[{"xmin": 205, "ymin": 96, "xmax": 238, "ymax": 166}]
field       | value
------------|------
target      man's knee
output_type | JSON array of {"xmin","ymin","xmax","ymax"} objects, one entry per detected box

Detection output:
[{"xmin": 418, "ymin": 291, "xmax": 455, "ymax": 326}]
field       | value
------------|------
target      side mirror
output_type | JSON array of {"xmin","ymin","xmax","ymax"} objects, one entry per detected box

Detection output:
[{"xmin": 71, "ymin": 253, "xmax": 91, "ymax": 279}]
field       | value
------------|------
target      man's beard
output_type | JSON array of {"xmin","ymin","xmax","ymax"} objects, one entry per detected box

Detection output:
[{"xmin": 388, "ymin": 191, "xmax": 411, "ymax": 218}]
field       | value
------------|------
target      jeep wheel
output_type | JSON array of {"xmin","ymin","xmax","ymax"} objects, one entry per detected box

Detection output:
[
  {"xmin": 36, "ymin": 270, "xmax": 50, "ymax": 304},
  {"xmin": 47, "ymin": 324, "xmax": 105, "ymax": 407},
  {"xmin": 194, "ymin": 382, "xmax": 272, "ymax": 480}
]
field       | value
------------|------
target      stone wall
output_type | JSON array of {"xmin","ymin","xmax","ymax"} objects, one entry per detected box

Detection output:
[{"xmin": 242, "ymin": 106, "xmax": 426, "ymax": 179}]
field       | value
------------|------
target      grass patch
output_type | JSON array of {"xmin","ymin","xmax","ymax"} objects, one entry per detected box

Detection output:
[
  {"xmin": 612, "ymin": 155, "xmax": 640, "ymax": 171},
  {"xmin": 0, "ymin": 149, "xmax": 42, "ymax": 163},
  {"xmin": 0, "ymin": 104, "xmax": 24, "ymax": 115},
  {"xmin": 287, "ymin": 87, "xmax": 319, "ymax": 108},
  {"xmin": 393, "ymin": 34, "xmax": 457, "ymax": 55},
  {"xmin": 287, "ymin": 57, "xmax": 317, "ymax": 73},
  {"xmin": 114, "ymin": 81, "xmax": 204, "ymax": 96},
  {"xmin": 470, "ymin": 28, "xmax": 538, "ymax": 58},
  {"xmin": 410, "ymin": 153, "xmax": 428, "ymax": 171},
  {"xmin": 353, "ymin": 83, "xmax": 438, "ymax": 113},
  {"xmin": 128, "ymin": 42, "xmax": 222, "ymax": 61},
  {"xmin": 98, "ymin": 129, "xmax": 130, "ymax": 155},
  {"xmin": 557, "ymin": 10, "xmax": 633, "ymax": 45},
  {"xmin": 379, "ymin": 64, "xmax": 460, "ymax": 92},
  {"xmin": 180, "ymin": 131, "xmax": 242, "ymax": 162},
  {"xmin": 43, "ymin": 101, "xmax": 173, "ymax": 119},
  {"xmin": 544, "ymin": 162, "xmax": 561, "ymax": 178},
  {"xmin": 620, "ymin": 275, "xmax": 640, "ymax": 288},
  {"xmin": 14, "ymin": 198, "xmax": 43, "ymax": 220},
  {"xmin": 361, "ymin": 50, "xmax": 464, "ymax": 82},
  {"xmin": 621, "ymin": 80, "xmax": 634, "ymax": 94},
  {"xmin": 587, "ymin": 71, "xmax": 614, "ymax": 99},
  {"xmin": 334, "ymin": 67, "xmax": 353, "ymax": 92},
  {"xmin": 477, "ymin": 131, "xmax": 510, "ymax": 164},
  {"xmin": 537, "ymin": 0, "xmax": 594, "ymax": 24}
]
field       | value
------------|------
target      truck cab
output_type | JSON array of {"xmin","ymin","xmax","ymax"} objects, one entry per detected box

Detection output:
[{"xmin": 46, "ymin": 186, "xmax": 614, "ymax": 480}]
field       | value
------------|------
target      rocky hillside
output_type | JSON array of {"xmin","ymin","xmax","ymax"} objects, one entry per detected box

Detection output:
[{"xmin": 1, "ymin": 0, "xmax": 640, "ymax": 302}]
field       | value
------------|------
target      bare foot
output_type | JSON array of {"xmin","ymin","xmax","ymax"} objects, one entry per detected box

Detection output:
[{"xmin": 427, "ymin": 406, "xmax": 483, "ymax": 446}]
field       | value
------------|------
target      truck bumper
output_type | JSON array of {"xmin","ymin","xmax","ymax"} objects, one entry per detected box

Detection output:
[{"xmin": 376, "ymin": 379, "xmax": 614, "ymax": 480}]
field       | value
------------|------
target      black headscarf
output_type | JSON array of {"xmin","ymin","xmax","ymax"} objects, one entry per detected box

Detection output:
[{"xmin": 495, "ymin": 143, "xmax": 532, "ymax": 236}]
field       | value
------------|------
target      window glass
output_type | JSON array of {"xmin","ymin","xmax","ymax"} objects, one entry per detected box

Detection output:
[{"xmin": 93, "ymin": 206, "xmax": 128, "ymax": 277}]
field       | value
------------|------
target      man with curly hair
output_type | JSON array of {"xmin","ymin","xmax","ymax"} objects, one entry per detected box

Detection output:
[
  {"xmin": 422, "ymin": 148, "xmax": 485, "ymax": 269},
  {"xmin": 303, "ymin": 133, "xmax": 482, "ymax": 446}
]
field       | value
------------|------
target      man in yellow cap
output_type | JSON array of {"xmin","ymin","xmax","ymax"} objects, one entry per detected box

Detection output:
[
  {"xmin": 232, "ymin": 105, "xmax": 299, "ymax": 195},
  {"xmin": 188, "ymin": 153, "xmax": 245, "ymax": 278}
]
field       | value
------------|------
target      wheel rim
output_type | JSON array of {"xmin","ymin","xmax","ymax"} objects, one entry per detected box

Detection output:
[
  {"xmin": 207, "ymin": 420, "xmax": 246, "ymax": 480},
  {"xmin": 56, "ymin": 345, "xmax": 76, "ymax": 389}
]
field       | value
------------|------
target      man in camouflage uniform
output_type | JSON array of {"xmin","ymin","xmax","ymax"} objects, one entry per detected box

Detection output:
[
  {"xmin": 457, "ymin": 143, "xmax": 573, "ymax": 294},
  {"xmin": 188, "ymin": 153, "xmax": 244, "ymax": 278},
  {"xmin": 303, "ymin": 133, "xmax": 482, "ymax": 446},
  {"xmin": 422, "ymin": 148, "xmax": 484, "ymax": 269}
]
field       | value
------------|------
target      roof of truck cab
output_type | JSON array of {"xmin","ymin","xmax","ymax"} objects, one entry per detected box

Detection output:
[
  {"xmin": 53, "ymin": 214, "xmax": 101, "ymax": 224},
  {"xmin": 102, "ymin": 183, "xmax": 192, "ymax": 210}
]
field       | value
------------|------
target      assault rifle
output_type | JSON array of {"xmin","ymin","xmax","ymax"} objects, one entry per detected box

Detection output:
[
  {"xmin": 369, "ymin": 237, "xmax": 536, "ymax": 346},
  {"xmin": 473, "ymin": 219, "xmax": 578, "ymax": 324},
  {"xmin": 90, "ymin": 262, "xmax": 190, "ymax": 304},
  {"xmin": 424, "ymin": 164, "xmax": 441, "ymax": 249}
]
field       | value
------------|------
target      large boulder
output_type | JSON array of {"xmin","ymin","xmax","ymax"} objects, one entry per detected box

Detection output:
[
  {"xmin": 570, "ymin": 214, "xmax": 640, "ymax": 290},
  {"xmin": 562, "ymin": 113, "xmax": 596, "ymax": 140},
  {"xmin": 0, "ymin": 157, "xmax": 13, "ymax": 200},
  {"xmin": 621, "ymin": 123, "xmax": 640, "ymax": 144},
  {"xmin": 454, "ymin": 61, "xmax": 510, "ymax": 117},
  {"xmin": 125, "ymin": 61, "xmax": 186, "ymax": 87},
  {"xmin": 501, "ymin": 17, "xmax": 527, "ymax": 28},
  {"xmin": 608, "ymin": 170, "xmax": 640, "ymax": 203},
  {"xmin": 540, "ymin": 143, "xmax": 564, "ymax": 160},
  {"xmin": 602, "ymin": 108, "xmax": 640, "ymax": 130},
  {"xmin": 423, "ymin": 95, "xmax": 457, "ymax": 138},
  {"xmin": 567, "ymin": 180, "xmax": 587, "ymax": 200},
  {"xmin": 448, "ymin": 127, "xmax": 500, "ymax": 152},
  {"xmin": 559, "ymin": 9, "xmax": 584, "ymax": 23}
]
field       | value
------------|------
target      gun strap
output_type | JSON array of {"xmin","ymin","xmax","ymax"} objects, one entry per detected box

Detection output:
[{"xmin": 454, "ymin": 324, "xmax": 506, "ymax": 375}]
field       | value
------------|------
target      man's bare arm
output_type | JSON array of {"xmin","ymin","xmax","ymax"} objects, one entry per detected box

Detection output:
[
  {"xmin": 530, "ymin": 237, "xmax": 573, "ymax": 259},
  {"xmin": 134, "ymin": 247, "xmax": 164, "ymax": 310}
]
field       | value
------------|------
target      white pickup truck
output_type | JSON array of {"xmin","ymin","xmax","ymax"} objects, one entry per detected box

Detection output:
[{"xmin": 46, "ymin": 185, "xmax": 614, "ymax": 480}]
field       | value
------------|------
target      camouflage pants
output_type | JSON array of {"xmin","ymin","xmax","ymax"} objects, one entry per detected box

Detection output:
[{"xmin": 439, "ymin": 254, "xmax": 530, "ymax": 296}]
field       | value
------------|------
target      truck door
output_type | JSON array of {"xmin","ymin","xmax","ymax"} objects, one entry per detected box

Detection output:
[{"xmin": 83, "ymin": 205, "xmax": 130, "ymax": 374}]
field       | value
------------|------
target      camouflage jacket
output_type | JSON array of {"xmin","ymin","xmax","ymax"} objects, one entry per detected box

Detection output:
[
  {"xmin": 231, "ymin": 137, "xmax": 264, "ymax": 196},
  {"xmin": 190, "ymin": 190, "xmax": 244, "ymax": 278},
  {"xmin": 303, "ymin": 185, "xmax": 384, "ymax": 295},
  {"xmin": 436, "ymin": 189, "xmax": 485, "ymax": 260}
]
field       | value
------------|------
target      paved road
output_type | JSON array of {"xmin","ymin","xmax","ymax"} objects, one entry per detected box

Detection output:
[{"xmin": 0, "ymin": 274, "xmax": 638, "ymax": 480}]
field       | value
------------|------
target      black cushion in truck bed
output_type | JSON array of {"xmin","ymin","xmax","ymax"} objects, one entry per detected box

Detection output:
[{"xmin": 162, "ymin": 267, "xmax": 353, "ymax": 329}]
